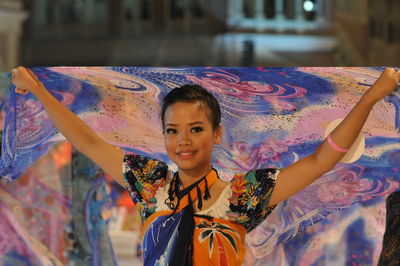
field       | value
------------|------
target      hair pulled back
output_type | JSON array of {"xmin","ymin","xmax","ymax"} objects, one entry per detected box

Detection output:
[{"xmin": 161, "ymin": 84, "xmax": 221, "ymax": 130}]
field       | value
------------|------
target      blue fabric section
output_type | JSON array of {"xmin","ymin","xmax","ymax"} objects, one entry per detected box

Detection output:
[{"xmin": 142, "ymin": 211, "xmax": 183, "ymax": 265}]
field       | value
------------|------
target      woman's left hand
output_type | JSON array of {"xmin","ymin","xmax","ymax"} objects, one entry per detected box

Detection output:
[{"xmin": 364, "ymin": 68, "xmax": 400, "ymax": 103}]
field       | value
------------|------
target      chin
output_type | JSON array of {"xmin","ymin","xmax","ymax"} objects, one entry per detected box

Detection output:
[
  {"xmin": 174, "ymin": 160, "xmax": 200, "ymax": 171},
  {"xmin": 176, "ymin": 163, "xmax": 197, "ymax": 171},
  {"xmin": 170, "ymin": 154, "xmax": 211, "ymax": 172}
]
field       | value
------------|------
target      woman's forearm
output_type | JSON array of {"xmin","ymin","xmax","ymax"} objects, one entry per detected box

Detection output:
[
  {"xmin": 313, "ymin": 90, "xmax": 384, "ymax": 171},
  {"xmin": 330, "ymin": 93, "xmax": 376, "ymax": 146},
  {"xmin": 33, "ymin": 84, "xmax": 102, "ymax": 152}
]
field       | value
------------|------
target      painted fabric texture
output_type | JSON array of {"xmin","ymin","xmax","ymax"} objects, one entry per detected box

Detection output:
[
  {"xmin": 123, "ymin": 153, "xmax": 277, "ymax": 265},
  {"xmin": 0, "ymin": 67, "xmax": 399, "ymax": 265}
]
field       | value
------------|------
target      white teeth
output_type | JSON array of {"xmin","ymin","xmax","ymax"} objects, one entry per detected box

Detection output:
[{"xmin": 179, "ymin": 152, "xmax": 193, "ymax": 155}]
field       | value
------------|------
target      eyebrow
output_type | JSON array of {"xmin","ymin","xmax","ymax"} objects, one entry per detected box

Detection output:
[{"xmin": 165, "ymin": 121, "xmax": 204, "ymax": 127}]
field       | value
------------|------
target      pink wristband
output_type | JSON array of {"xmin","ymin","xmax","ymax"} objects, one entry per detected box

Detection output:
[{"xmin": 326, "ymin": 134, "xmax": 350, "ymax": 153}]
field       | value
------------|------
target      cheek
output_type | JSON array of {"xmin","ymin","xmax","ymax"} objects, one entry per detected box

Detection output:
[
  {"xmin": 164, "ymin": 137, "xmax": 176, "ymax": 153},
  {"xmin": 198, "ymin": 137, "xmax": 214, "ymax": 151},
  {"xmin": 163, "ymin": 137, "xmax": 170, "ymax": 150}
]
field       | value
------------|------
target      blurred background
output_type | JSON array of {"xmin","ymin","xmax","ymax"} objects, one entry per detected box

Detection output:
[{"xmin": 0, "ymin": 0, "xmax": 399, "ymax": 72}]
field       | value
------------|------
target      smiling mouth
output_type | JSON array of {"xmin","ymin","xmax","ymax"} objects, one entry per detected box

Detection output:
[{"xmin": 177, "ymin": 151, "xmax": 195, "ymax": 159}]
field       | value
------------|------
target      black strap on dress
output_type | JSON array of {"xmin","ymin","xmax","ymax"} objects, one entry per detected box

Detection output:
[{"xmin": 168, "ymin": 169, "xmax": 217, "ymax": 266}]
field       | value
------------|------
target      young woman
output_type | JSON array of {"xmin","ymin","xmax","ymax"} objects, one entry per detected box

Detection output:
[{"xmin": 11, "ymin": 67, "xmax": 399, "ymax": 265}]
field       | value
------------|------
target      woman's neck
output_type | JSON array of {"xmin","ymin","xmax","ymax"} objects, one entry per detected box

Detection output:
[{"xmin": 178, "ymin": 166, "xmax": 212, "ymax": 188}]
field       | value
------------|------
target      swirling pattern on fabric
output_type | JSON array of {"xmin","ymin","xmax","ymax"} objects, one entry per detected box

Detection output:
[{"xmin": 1, "ymin": 67, "xmax": 399, "ymax": 265}]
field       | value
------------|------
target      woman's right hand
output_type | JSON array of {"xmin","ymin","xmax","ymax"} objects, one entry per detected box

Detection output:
[
  {"xmin": 11, "ymin": 66, "xmax": 44, "ymax": 95},
  {"xmin": 11, "ymin": 66, "xmax": 126, "ymax": 186}
]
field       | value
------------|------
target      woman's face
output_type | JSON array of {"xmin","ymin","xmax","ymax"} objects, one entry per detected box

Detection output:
[{"xmin": 163, "ymin": 101, "xmax": 222, "ymax": 176}]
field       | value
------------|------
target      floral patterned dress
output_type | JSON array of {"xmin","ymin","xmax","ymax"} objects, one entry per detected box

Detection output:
[{"xmin": 123, "ymin": 153, "xmax": 279, "ymax": 266}]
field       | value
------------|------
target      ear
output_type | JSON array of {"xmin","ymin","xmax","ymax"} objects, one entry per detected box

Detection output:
[{"xmin": 214, "ymin": 124, "xmax": 223, "ymax": 144}]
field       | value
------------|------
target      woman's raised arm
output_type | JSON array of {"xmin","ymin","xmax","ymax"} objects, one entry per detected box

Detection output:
[
  {"xmin": 269, "ymin": 68, "xmax": 400, "ymax": 206},
  {"xmin": 12, "ymin": 66, "xmax": 125, "ymax": 186}
]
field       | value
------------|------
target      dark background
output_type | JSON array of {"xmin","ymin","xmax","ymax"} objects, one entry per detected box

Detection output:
[{"xmin": 0, "ymin": 0, "xmax": 399, "ymax": 72}]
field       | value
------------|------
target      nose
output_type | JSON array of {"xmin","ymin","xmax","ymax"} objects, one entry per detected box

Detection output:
[{"xmin": 178, "ymin": 132, "xmax": 191, "ymax": 146}]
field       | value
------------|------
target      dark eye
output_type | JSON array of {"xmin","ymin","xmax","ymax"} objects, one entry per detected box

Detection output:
[
  {"xmin": 191, "ymin": 127, "xmax": 203, "ymax": 133},
  {"xmin": 165, "ymin": 128, "xmax": 177, "ymax": 134}
]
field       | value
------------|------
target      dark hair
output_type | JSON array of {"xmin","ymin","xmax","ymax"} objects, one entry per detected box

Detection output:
[{"xmin": 161, "ymin": 84, "xmax": 221, "ymax": 130}]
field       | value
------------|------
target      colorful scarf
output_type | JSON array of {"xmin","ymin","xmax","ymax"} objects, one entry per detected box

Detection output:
[{"xmin": 1, "ymin": 67, "xmax": 399, "ymax": 265}]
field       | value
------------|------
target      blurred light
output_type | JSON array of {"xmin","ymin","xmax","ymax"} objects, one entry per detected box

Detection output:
[{"xmin": 303, "ymin": 0, "xmax": 315, "ymax": 12}]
